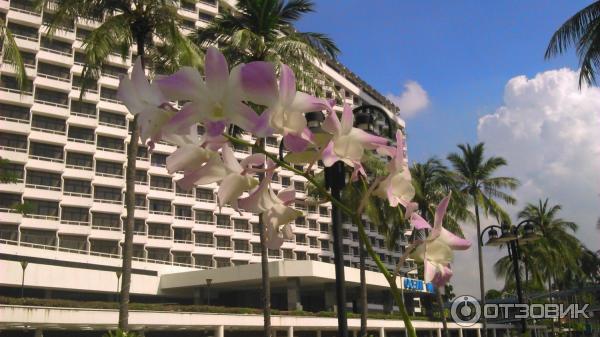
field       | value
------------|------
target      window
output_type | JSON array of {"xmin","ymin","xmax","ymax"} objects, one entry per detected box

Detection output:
[
  {"xmin": 35, "ymin": 88, "xmax": 68, "ymax": 107},
  {"xmin": 76, "ymin": 27, "xmax": 91, "ymax": 41},
  {"xmin": 92, "ymin": 212, "xmax": 120, "ymax": 230},
  {"xmin": 181, "ymin": 18, "xmax": 196, "ymax": 30},
  {"xmin": 149, "ymin": 199, "xmax": 171, "ymax": 214},
  {"xmin": 0, "ymin": 224, "xmax": 19, "ymax": 241},
  {"xmin": 32, "ymin": 115, "xmax": 66, "ymax": 134},
  {"xmin": 71, "ymin": 75, "xmax": 98, "ymax": 92},
  {"xmin": 151, "ymin": 153, "xmax": 167, "ymax": 167},
  {"xmin": 252, "ymin": 222, "xmax": 260, "ymax": 234},
  {"xmin": 294, "ymin": 181, "xmax": 305, "ymax": 192},
  {"xmin": 94, "ymin": 186, "xmax": 122, "ymax": 203},
  {"xmin": 319, "ymin": 239, "xmax": 330, "ymax": 251},
  {"xmin": 176, "ymin": 184, "xmax": 193, "ymax": 196},
  {"xmin": 295, "ymin": 216, "xmax": 306, "ymax": 228},
  {"xmin": 7, "ymin": 22, "xmax": 38, "ymax": 40},
  {"xmin": 59, "ymin": 235, "xmax": 87, "ymax": 251},
  {"xmin": 133, "ymin": 244, "xmax": 145, "ymax": 258},
  {"xmin": 102, "ymin": 64, "xmax": 128, "ymax": 79},
  {"xmin": 66, "ymin": 152, "xmax": 93, "ymax": 169},
  {"xmin": 29, "ymin": 142, "xmax": 63, "ymax": 161},
  {"xmin": 319, "ymin": 223, "xmax": 329, "ymax": 233},
  {"xmin": 180, "ymin": 0, "xmax": 196, "ymax": 11},
  {"xmin": 61, "ymin": 207, "xmax": 89, "ymax": 225},
  {"xmin": 296, "ymin": 251, "xmax": 307, "ymax": 260},
  {"xmin": 308, "ymin": 219, "xmax": 317, "ymax": 231},
  {"xmin": 194, "ymin": 254, "xmax": 213, "ymax": 268},
  {"xmin": 195, "ymin": 188, "xmax": 214, "ymax": 202},
  {"xmin": 135, "ymin": 194, "xmax": 147, "ymax": 209},
  {"xmin": 173, "ymin": 251, "xmax": 192, "ymax": 265},
  {"xmin": 266, "ymin": 136, "xmax": 278, "ymax": 146},
  {"xmin": 1, "ymin": 74, "xmax": 32, "ymax": 92},
  {"xmin": 67, "ymin": 126, "xmax": 94, "ymax": 143},
  {"xmin": 150, "ymin": 175, "xmax": 172, "ymax": 191},
  {"xmin": 40, "ymin": 36, "xmax": 72, "ymax": 55},
  {"xmin": 268, "ymin": 249, "xmax": 280, "ymax": 258},
  {"xmin": 198, "ymin": 12, "xmax": 214, "ymax": 22},
  {"xmin": 174, "ymin": 205, "xmax": 192, "ymax": 219},
  {"xmin": 0, "ymin": 133, "xmax": 27, "ymax": 152},
  {"xmin": 37, "ymin": 62, "xmax": 70, "ymax": 81},
  {"xmin": 70, "ymin": 101, "xmax": 96, "ymax": 117},
  {"xmin": 133, "ymin": 219, "xmax": 146, "ymax": 235},
  {"xmin": 74, "ymin": 51, "xmax": 87, "ymax": 66},
  {"xmin": 216, "ymin": 214, "xmax": 230, "ymax": 228},
  {"xmin": 319, "ymin": 206, "xmax": 329, "ymax": 216},
  {"xmin": 283, "ymin": 249, "xmax": 294, "ymax": 260},
  {"xmin": 148, "ymin": 222, "xmax": 171, "ymax": 239},
  {"xmin": 90, "ymin": 239, "xmax": 119, "ymax": 255},
  {"xmin": 95, "ymin": 160, "xmax": 123, "ymax": 177},
  {"xmin": 137, "ymin": 146, "xmax": 149, "ymax": 160},
  {"xmin": 174, "ymin": 227, "xmax": 192, "ymax": 242},
  {"xmin": 97, "ymin": 135, "xmax": 124, "ymax": 153},
  {"xmin": 99, "ymin": 110, "xmax": 126, "ymax": 128},
  {"xmin": 26, "ymin": 170, "xmax": 61, "ymax": 190},
  {"xmin": 194, "ymin": 232, "xmax": 213, "ymax": 246},
  {"xmin": 24, "ymin": 199, "xmax": 59, "ymax": 219},
  {"xmin": 42, "ymin": 12, "xmax": 73, "ymax": 31},
  {"xmin": 0, "ymin": 103, "xmax": 30, "ymax": 122},
  {"xmin": 295, "ymin": 234, "xmax": 307, "ymax": 245},
  {"xmin": 21, "ymin": 229, "xmax": 56, "ymax": 246},
  {"xmin": 0, "ymin": 193, "xmax": 21, "ymax": 210},
  {"xmin": 135, "ymin": 170, "xmax": 148, "ymax": 184},
  {"xmin": 195, "ymin": 210, "xmax": 213, "ymax": 224},
  {"xmin": 233, "ymin": 219, "xmax": 250, "ymax": 232},
  {"xmin": 0, "ymin": 162, "xmax": 24, "ymax": 182},
  {"xmin": 281, "ymin": 177, "xmax": 290, "ymax": 187},
  {"xmin": 100, "ymin": 87, "xmax": 119, "ymax": 102},
  {"xmin": 309, "ymin": 237, "xmax": 318, "ymax": 248},
  {"xmin": 216, "ymin": 236, "xmax": 231, "ymax": 250},
  {"xmin": 233, "ymin": 239, "xmax": 250, "ymax": 253}
]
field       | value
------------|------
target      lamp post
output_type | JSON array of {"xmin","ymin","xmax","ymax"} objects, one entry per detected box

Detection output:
[
  {"xmin": 305, "ymin": 105, "xmax": 392, "ymax": 337},
  {"xmin": 20, "ymin": 261, "xmax": 28, "ymax": 298},
  {"xmin": 480, "ymin": 220, "xmax": 540, "ymax": 334}
]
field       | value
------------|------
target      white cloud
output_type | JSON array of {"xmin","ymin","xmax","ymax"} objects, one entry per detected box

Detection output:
[
  {"xmin": 386, "ymin": 81, "xmax": 430, "ymax": 118},
  {"xmin": 451, "ymin": 68, "xmax": 600, "ymax": 298}
]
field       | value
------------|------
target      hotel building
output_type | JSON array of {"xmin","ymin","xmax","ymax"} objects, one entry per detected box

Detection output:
[{"xmin": 0, "ymin": 1, "xmax": 521, "ymax": 336}]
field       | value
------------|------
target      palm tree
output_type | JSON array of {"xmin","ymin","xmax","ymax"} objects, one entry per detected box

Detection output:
[
  {"xmin": 1, "ymin": 18, "xmax": 27, "ymax": 91},
  {"xmin": 41, "ymin": 0, "xmax": 201, "ymax": 332},
  {"xmin": 193, "ymin": 0, "xmax": 339, "ymax": 94},
  {"xmin": 409, "ymin": 157, "xmax": 472, "ymax": 337},
  {"xmin": 197, "ymin": 2, "xmax": 339, "ymax": 335},
  {"xmin": 545, "ymin": 1, "xmax": 600, "ymax": 87},
  {"xmin": 447, "ymin": 143, "xmax": 519, "ymax": 337}
]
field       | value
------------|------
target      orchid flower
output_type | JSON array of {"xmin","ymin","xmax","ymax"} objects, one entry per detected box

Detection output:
[
  {"xmin": 374, "ymin": 130, "xmax": 418, "ymax": 217},
  {"xmin": 155, "ymin": 47, "xmax": 266, "ymax": 139},
  {"xmin": 409, "ymin": 194, "xmax": 471, "ymax": 288},
  {"xmin": 321, "ymin": 104, "xmax": 388, "ymax": 179},
  {"xmin": 117, "ymin": 57, "xmax": 174, "ymax": 147},
  {"xmin": 240, "ymin": 62, "xmax": 330, "ymax": 151},
  {"xmin": 238, "ymin": 160, "xmax": 302, "ymax": 249}
]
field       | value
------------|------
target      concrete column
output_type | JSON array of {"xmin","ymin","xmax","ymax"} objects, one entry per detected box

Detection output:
[
  {"xmin": 214, "ymin": 325, "xmax": 224, "ymax": 337},
  {"xmin": 379, "ymin": 327, "xmax": 385, "ymax": 337},
  {"xmin": 437, "ymin": 329, "xmax": 442, "ymax": 337},
  {"xmin": 477, "ymin": 328, "xmax": 481, "ymax": 337},
  {"xmin": 458, "ymin": 329, "xmax": 463, "ymax": 337},
  {"xmin": 287, "ymin": 326, "xmax": 294, "ymax": 337},
  {"xmin": 316, "ymin": 330, "xmax": 322, "ymax": 337},
  {"xmin": 352, "ymin": 330, "xmax": 358, "ymax": 337},
  {"xmin": 34, "ymin": 330, "xmax": 43, "ymax": 337},
  {"xmin": 324, "ymin": 283, "xmax": 337, "ymax": 312},
  {"xmin": 405, "ymin": 329, "xmax": 409, "ymax": 337},
  {"xmin": 429, "ymin": 329, "xmax": 434, "ymax": 337},
  {"xmin": 287, "ymin": 277, "xmax": 302, "ymax": 311},
  {"xmin": 492, "ymin": 329, "xmax": 497, "ymax": 337}
]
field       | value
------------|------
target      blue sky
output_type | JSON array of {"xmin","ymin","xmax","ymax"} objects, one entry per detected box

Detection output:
[
  {"xmin": 297, "ymin": 0, "xmax": 586, "ymax": 162},
  {"xmin": 298, "ymin": 1, "xmax": 600, "ymax": 294}
]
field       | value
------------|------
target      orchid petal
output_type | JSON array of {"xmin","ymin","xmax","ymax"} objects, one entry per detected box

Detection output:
[
  {"xmin": 166, "ymin": 144, "xmax": 211, "ymax": 174},
  {"xmin": 322, "ymin": 110, "xmax": 341, "ymax": 135},
  {"xmin": 426, "ymin": 240, "xmax": 454, "ymax": 264},
  {"xmin": 218, "ymin": 173, "xmax": 258, "ymax": 208},
  {"xmin": 340, "ymin": 104, "xmax": 354, "ymax": 134},
  {"xmin": 155, "ymin": 67, "xmax": 204, "ymax": 101},
  {"xmin": 240, "ymin": 61, "xmax": 279, "ymax": 106},
  {"xmin": 277, "ymin": 186, "xmax": 296, "ymax": 204},
  {"xmin": 279, "ymin": 64, "xmax": 296, "ymax": 107},
  {"xmin": 439, "ymin": 228, "xmax": 471, "ymax": 250},
  {"xmin": 221, "ymin": 144, "xmax": 243, "ymax": 174},
  {"xmin": 288, "ymin": 91, "xmax": 330, "ymax": 113},
  {"xmin": 238, "ymin": 175, "xmax": 277, "ymax": 213},
  {"xmin": 177, "ymin": 154, "xmax": 227, "ymax": 188},
  {"xmin": 205, "ymin": 47, "xmax": 229, "ymax": 99},
  {"xmin": 430, "ymin": 193, "xmax": 451, "ymax": 240},
  {"xmin": 283, "ymin": 133, "xmax": 310, "ymax": 152},
  {"xmin": 411, "ymin": 213, "xmax": 432, "ymax": 230},
  {"xmin": 321, "ymin": 142, "xmax": 340, "ymax": 167},
  {"xmin": 240, "ymin": 154, "xmax": 266, "ymax": 170},
  {"xmin": 351, "ymin": 128, "xmax": 389, "ymax": 150}
]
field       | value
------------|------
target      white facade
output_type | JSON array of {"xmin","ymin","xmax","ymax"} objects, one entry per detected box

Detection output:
[{"xmin": 0, "ymin": 0, "xmax": 417, "ymax": 300}]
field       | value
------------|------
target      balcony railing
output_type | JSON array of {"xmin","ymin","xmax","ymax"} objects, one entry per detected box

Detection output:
[
  {"xmin": 25, "ymin": 183, "xmax": 61, "ymax": 191},
  {"xmin": 34, "ymin": 99, "xmax": 69, "ymax": 109},
  {"xmin": 60, "ymin": 219, "xmax": 89, "ymax": 226},
  {"xmin": 91, "ymin": 224, "xmax": 121, "ymax": 231},
  {"xmin": 25, "ymin": 214, "xmax": 59, "ymax": 221},
  {"xmin": 97, "ymin": 146, "xmax": 124, "ymax": 154},
  {"xmin": 31, "ymin": 126, "xmax": 66, "ymax": 135},
  {"xmin": 66, "ymin": 164, "xmax": 93, "ymax": 171},
  {"xmin": 93, "ymin": 198, "xmax": 122, "ymax": 205},
  {"xmin": 1, "ymin": 87, "xmax": 33, "ymax": 96},
  {"xmin": 1, "ymin": 145, "xmax": 27, "ymax": 153}
]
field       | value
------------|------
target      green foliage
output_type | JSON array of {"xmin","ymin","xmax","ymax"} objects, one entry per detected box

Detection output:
[
  {"xmin": 192, "ymin": 0, "xmax": 340, "ymax": 95},
  {"xmin": 104, "ymin": 330, "xmax": 138, "ymax": 337},
  {"xmin": 0, "ymin": 18, "xmax": 27, "ymax": 92},
  {"xmin": 545, "ymin": 1, "xmax": 600, "ymax": 86}
]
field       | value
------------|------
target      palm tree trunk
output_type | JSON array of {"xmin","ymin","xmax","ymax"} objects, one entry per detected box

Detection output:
[
  {"xmin": 257, "ymin": 139, "xmax": 271, "ymax": 337},
  {"xmin": 473, "ymin": 193, "xmax": 487, "ymax": 337},
  {"xmin": 359, "ymin": 235, "xmax": 367, "ymax": 337},
  {"xmin": 118, "ymin": 35, "xmax": 144, "ymax": 332}
]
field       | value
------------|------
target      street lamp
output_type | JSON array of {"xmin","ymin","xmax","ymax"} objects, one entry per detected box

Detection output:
[
  {"xmin": 20, "ymin": 261, "xmax": 28, "ymax": 298},
  {"xmin": 206, "ymin": 278, "xmax": 212, "ymax": 306},
  {"xmin": 480, "ymin": 220, "xmax": 541, "ymax": 333},
  {"xmin": 304, "ymin": 104, "xmax": 393, "ymax": 337}
]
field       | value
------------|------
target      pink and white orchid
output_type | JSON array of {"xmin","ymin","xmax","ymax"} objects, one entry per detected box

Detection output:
[
  {"xmin": 238, "ymin": 161, "xmax": 302, "ymax": 249},
  {"xmin": 321, "ymin": 104, "xmax": 388, "ymax": 179},
  {"xmin": 374, "ymin": 130, "xmax": 417, "ymax": 217},
  {"xmin": 240, "ymin": 62, "xmax": 330, "ymax": 151},
  {"xmin": 410, "ymin": 194, "xmax": 471, "ymax": 288},
  {"xmin": 117, "ymin": 57, "xmax": 174, "ymax": 146},
  {"xmin": 155, "ymin": 47, "xmax": 266, "ymax": 138}
]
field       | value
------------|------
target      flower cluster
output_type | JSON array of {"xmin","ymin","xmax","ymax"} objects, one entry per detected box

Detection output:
[{"xmin": 118, "ymin": 47, "xmax": 470, "ymax": 286}]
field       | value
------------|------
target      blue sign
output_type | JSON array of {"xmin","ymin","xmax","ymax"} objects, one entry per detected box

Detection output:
[{"xmin": 402, "ymin": 278, "xmax": 435, "ymax": 293}]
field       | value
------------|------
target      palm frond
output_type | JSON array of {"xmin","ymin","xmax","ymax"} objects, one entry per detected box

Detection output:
[{"xmin": 0, "ymin": 19, "xmax": 27, "ymax": 92}]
